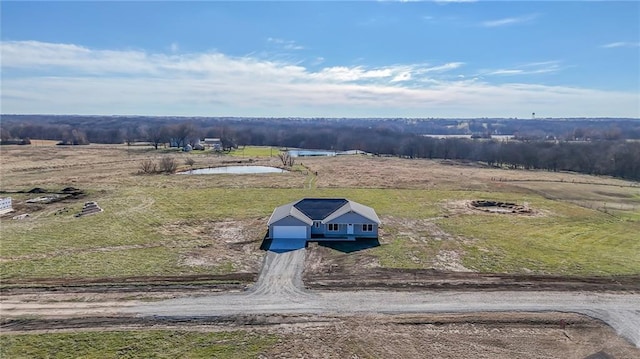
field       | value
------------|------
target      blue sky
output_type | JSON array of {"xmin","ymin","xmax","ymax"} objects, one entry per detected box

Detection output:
[{"xmin": 1, "ymin": 1, "xmax": 639, "ymax": 118}]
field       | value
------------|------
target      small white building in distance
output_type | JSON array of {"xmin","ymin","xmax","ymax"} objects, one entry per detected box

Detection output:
[
  {"xmin": 204, "ymin": 138, "xmax": 222, "ymax": 151},
  {"xmin": 0, "ymin": 197, "xmax": 13, "ymax": 215}
]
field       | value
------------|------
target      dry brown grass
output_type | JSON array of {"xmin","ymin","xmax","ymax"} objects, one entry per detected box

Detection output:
[
  {"xmin": 2, "ymin": 144, "xmax": 636, "ymax": 194},
  {"xmin": 304, "ymin": 155, "xmax": 636, "ymax": 190},
  {"xmin": 302, "ymin": 155, "xmax": 640, "ymax": 216},
  {"xmin": 0, "ymin": 144, "xmax": 301, "ymax": 190}
]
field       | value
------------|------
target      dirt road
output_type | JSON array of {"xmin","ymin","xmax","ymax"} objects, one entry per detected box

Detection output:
[
  {"xmin": 130, "ymin": 249, "xmax": 640, "ymax": 347},
  {"xmin": 2, "ymin": 248, "xmax": 639, "ymax": 348}
]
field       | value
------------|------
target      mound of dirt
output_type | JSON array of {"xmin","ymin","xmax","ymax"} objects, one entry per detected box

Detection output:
[
  {"xmin": 27, "ymin": 187, "xmax": 47, "ymax": 193},
  {"xmin": 470, "ymin": 200, "xmax": 532, "ymax": 214}
]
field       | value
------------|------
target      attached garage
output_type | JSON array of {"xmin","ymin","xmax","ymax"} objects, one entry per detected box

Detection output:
[
  {"xmin": 273, "ymin": 226, "xmax": 307, "ymax": 239},
  {"xmin": 269, "ymin": 224, "xmax": 309, "ymax": 252}
]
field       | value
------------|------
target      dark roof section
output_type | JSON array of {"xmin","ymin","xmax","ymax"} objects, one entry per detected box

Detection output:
[{"xmin": 294, "ymin": 198, "xmax": 348, "ymax": 220}]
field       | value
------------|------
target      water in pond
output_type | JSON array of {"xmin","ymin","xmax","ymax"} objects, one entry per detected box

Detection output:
[
  {"xmin": 178, "ymin": 166, "xmax": 287, "ymax": 174},
  {"xmin": 288, "ymin": 149, "xmax": 337, "ymax": 157}
]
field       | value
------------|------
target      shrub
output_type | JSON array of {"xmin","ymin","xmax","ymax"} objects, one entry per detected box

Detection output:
[
  {"xmin": 159, "ymin": 156, "xmax": 178, "ymax": 174},
  {"xmin": 139, "ymin": 159, "xmax": 157, "ymax": 174}
]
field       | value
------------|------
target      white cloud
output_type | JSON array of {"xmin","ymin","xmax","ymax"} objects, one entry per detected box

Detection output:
[
  {"xmin": 391, "ymin": 71, "xmax": 412, "ymax": 82},
  {"xmin": 0, "ymin": 40, "xmax": 154, "ymax": 74},
  {"xmin": 486, "ymin": 69, "xmax": 523, "ymax": 75},
  {"xmin": 482, "ymin": 61, "xmax": 562, "ymax": 76},
  {"xmin": 267, "ymin": 37, "xmax": 304, "ymax": 50},
  {"xmin": 310, "ymin": 57, "xmax": 325, "ymax": 66},
  {"xmin": 420, "ymin": 62, "xmax": 465, "ymax": 73},
  {"xmin": 482, "ymin": 14, "xmax": 538, "ymax": 28},
  {"xmin": 1, "ymin": 40, "xmax": 637, "ymax": 118},
  {"xmin": 601, "ymin": 42, "xmax": 640, "ymax": 49}
]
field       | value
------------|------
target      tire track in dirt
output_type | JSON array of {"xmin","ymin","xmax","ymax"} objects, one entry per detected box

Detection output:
[{"xmin": 247, "ymin": 249, "xmax": 310, "ymax": 298}]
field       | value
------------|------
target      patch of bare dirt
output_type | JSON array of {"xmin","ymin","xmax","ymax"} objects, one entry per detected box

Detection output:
[
  {"xmin": 0, "ymin": 187, "xmax": 87, "ymax": 219},
  {"xmin": 445, "ymin": 199, "xmax": 547, "ymax": 217},
  {"xmin": 2, "ymin": 313, "xmax": 637, "ymax": 358},
  {"xmin": 436, "ymin": 250, "xmax": 470, "ymax": 272},
  {"xmin": 0, "ymin": 273, "xmax": 255, "ymax": 288},
  {"xmin": 470, "ymin": 199, "xmax": 533, "ymax": 214},
  {"xmin": 304, "ymin": 268, "xmax": 640, "ymax": 292},
  {"xmin": 160, "ymin": 219, "xmax": 265, "ymax": 273},
  {"xmin": 305, "ymin": 216, "xmax": 473, "ymax": 277},
  {"xmin": 266, "ymin": 313, "xmax": 639, "ymax": 359}
]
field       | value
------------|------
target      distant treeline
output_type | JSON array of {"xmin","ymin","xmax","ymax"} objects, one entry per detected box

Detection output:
[{"xmin": 1, "ymin": 115, "xmax": 639, "ymax": 180}]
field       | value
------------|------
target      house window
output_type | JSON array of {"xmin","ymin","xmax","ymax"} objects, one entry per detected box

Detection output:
[
  {"xmin": 362, "ymin": 224, "xmax": 373, "ymax": 232},
  {"xmin": 328, "ymin": 223, "xmax": 339, "ymax": 231},
  {"xmin": 314, "ymin": 221, "xmax": 320, "ymax": 228}
]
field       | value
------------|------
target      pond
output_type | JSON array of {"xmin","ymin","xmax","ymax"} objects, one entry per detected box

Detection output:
[
  {"xmin": 178, "ymin": 166, "xmax": 287, "ymax": 174},
  {"xmin": 288, "ymin": 149, "xmax": 337, "ymax": 157}
]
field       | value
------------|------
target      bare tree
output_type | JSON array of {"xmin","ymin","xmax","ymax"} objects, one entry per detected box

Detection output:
[
  {"xmin": 168, "ymin": 122, "xmax": 198, "ymax": 148},
  {"xmin": 123, "ymin": 125, "xmax": 139, "ymax": 146},
  {"xmin": 147, "ymin": 125, "xmax": 168, "ymax": 150},
  {"xmin": 0, "ymin": 127, "xmax": 13, "ymax": 141},
  {"xmin": 60, "ymin": 128, "xmax": 90, "ymax": 145},
  {"xmin": 278, "ymin": 152, "xmax": 295, "ymax": 167}
]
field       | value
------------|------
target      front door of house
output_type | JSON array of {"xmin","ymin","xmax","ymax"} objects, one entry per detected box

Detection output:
[{"xmin": 347, "ymin": 224, "xmax": 354, "ymax": 235}]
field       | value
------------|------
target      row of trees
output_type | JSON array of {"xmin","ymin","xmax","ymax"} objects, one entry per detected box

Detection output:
[
  {"xmin": 0, "ymin": 120, "xmax": 236, "ymax": 149},
  {"xmin": 1, "ymin": 116, "xmax": 639, "ymax": 180},
  {"xmin": 393, "ymin": 136, "xmax": 640, "ymax": 180}
]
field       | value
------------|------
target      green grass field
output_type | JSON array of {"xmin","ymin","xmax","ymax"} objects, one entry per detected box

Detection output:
[
  {"xmin": 227, "ymin": 146, "xmax": 281, "ymax": 157},
  {"xmin": 442, "ymin": 205, "xmax": 640, "ymax": 275},
  {"xmin": 0, "ymin": 330, "xmax": 277, "ymax": 358}
]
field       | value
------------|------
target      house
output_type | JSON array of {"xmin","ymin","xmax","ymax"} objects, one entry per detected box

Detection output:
[
  {"xmin": 192, "ymin": 139, "xmax": 205, "ymax": 150},
  {"xmin": 267, "ymin": 198, "xmax": 381, "ymax": 251},
  {"xmin": 204, "ymin": 138, "xmax": 222, "ymax": 151}
]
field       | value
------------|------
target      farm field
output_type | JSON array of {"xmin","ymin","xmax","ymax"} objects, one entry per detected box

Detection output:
[
  {"xmin": 1, "ymin": 144, "xmax": 639, "ymax": 281},
  {"xmin": 2, "ymin": 144, "xmax": 640, "ymax": 357}
]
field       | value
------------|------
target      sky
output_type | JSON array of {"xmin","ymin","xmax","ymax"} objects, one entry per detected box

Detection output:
[{"xmin": 1, "ymin": 1, "xmax": 639, "ymax": 118}]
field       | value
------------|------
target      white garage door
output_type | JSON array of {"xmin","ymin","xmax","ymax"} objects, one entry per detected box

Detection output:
[{"xmin": 273, "ymin": 226, "xmax": 307, "ymax": 239}]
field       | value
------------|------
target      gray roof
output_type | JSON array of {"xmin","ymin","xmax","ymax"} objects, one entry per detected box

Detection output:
[
  {"xmin": 323, "ymin": 200, "xmax": 381, "ymax": 224},
  {"xmin": 268, "ymin": 198, "xmax": 380, "ymax": 226},
  {"xmin": 267, "ymin": 200, "xmax": 314, "ymax": 226}
]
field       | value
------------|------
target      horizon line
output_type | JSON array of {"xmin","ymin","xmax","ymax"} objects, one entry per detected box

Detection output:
[{"xmin": 2, "ymin": 114, "xmax": 639, "ymax": 121}]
